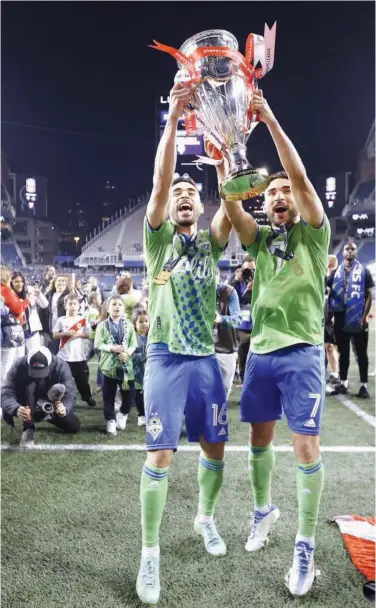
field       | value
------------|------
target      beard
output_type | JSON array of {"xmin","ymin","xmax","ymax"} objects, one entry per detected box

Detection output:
[
  {"xmin": 170, "ymin": 207, "xmax": 200, "ymax": 227},
  {"xmin": 174, "ymin": 218, "xmax": 196, "ymax": 227}
]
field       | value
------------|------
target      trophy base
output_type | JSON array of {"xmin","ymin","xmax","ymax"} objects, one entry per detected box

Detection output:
[{"xmin": 220, "ymin": 169, "xmax": 269, "ymax": 202}]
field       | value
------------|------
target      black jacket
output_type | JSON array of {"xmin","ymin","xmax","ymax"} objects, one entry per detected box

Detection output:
[{"xmin": 1, "ymin": 356, "xmax": 76, "ymax": 417}]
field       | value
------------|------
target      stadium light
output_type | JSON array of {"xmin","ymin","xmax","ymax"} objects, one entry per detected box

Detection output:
[{"xmin": 258, "ymin": 167, "xmax": 269, "ymax": 176}]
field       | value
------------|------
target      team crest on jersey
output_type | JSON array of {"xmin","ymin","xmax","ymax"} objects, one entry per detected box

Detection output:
[
  {"xmin": 198, "ymin": 241, "xmax": 211, "ymax": 251},
  {"xmin": 147, "ymin": 414, "xmax": 163, "ymax": 440}
]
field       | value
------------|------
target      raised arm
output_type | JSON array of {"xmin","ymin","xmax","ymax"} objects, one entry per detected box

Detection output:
[
  {"xmin": 222, "ymin": 199, "xmax": 259, "ymax": 248},
  {"xmin": 206, "ymin": 140, "xmax": 232, "ymax": 249},
  {"xmin": 251, "ymin": 90, "xmax": 324, "ymax": 228},
  {"xmin": 147, "ymin": 83, "xmax": 191, "ymax": 229}
]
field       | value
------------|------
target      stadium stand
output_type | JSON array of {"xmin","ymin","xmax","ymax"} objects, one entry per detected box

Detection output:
[
  {"xmin": 357, "ymin": 240, "xmax": 375, "ymax": 266},
  {"xmin": 75, "ymin": 196, "xmax": 241, "ymax": 267},
  {"xmin": 335, "ymin": 122, "xmax": 375, "ymax": 266},
  {"xmin": 1, "ymin": 241, "xmax": 25, "ymax": 268}
]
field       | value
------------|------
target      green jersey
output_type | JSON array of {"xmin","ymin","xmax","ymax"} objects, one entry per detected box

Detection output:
[
  {"xmin": 247, "ymin": 218, "xmax": 330, "ymax": 354},
  {"xmin": 144, "ymin": 218, "xmax": 222, "ymax": 356}
]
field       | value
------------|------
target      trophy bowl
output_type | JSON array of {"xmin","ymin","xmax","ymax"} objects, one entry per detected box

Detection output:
[{"xmin": 176, "ymin": 29, "xmax": 270, "ymax": 201}]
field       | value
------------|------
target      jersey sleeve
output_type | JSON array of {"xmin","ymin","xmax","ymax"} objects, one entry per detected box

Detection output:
[
  {"xmin": 302, "ymin": 215, "xmax": 331, "ymax": 254},
  {"xmin": 208, "ymin": 231, "xmax": 224, "ymax": 265},
  {"xmin": 143, "ymin": 216, "xmax": 174, "ymax": 274}
]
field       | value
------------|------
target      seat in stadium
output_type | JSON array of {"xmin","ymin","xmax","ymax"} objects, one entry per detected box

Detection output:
[
  {"xmin": 1, "ymin": 242, "xmax": 23, "ymax": 267},
  {"xmin": 358, "ymin": 240, "xmax": 375, "ymax": 266}
]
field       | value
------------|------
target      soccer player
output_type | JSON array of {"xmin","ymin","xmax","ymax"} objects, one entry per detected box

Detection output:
[
  {"xmin": 223, "ymin": 89, "xmax": 329, "ymax": 597},
  {"xmin": 136, "ymin": 82, "xmax": 232, "ymax": 605}
]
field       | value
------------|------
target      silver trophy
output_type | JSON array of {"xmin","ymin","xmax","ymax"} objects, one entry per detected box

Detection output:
[{"xmin": 151, "ymin": 26, "xmax": 276, "ymax": 201}]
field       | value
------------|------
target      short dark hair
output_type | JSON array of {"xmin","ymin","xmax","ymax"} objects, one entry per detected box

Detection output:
[
  {"xmin": 108, "ymin": 295, "xmax": 124, "ymax": 305},
  {"xmin": 171, "ymin": 176, "xmax": 198, "ymax": 190},
  {"xmin": 344, "ymin": 240, "xmax": 357, "ymax": 249},
  {"xmin": 243, "ymin": 255, "xmax": 254, "ymax": 264},
  {"xmin": 267, "ymin": 171, "xmax": 289, "ymax": 188}
]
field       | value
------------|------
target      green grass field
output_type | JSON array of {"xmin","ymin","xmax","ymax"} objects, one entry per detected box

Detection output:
[{"xmin": 1, "ymin": 330, "xmax": 375, "ymax": 608}]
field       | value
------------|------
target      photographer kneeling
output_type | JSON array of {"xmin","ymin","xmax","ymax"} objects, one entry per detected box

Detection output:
[{"xmin": 1, "ymin": 346, "xmax": 80, "ymax": 448}]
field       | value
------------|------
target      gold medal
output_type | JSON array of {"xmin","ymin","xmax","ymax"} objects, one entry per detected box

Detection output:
[
  {"xmin": 154, "ymin": 270, "xmax": 171, "ymax": 285},
  {"xmin": 290, "ymin": 256, "xmax": 304, "ymax": 276}
]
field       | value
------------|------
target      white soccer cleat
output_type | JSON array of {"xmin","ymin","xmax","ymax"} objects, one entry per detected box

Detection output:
[
  {"xmin": 245, "ymin": 505, "xmax": 280, "ymax": 552},
  {"xmin": 194, "ymin": 516, "xmax": 227, "ymax": 557},
  {"xmin": 136, "ymin": 554, "xmax": 160, "ymax": 605},
  {"xmin": 285, "ymin": 540, "xmax": 317, "ymax": 596},
  {"xmin": 116, "ymin": 412, "xmax": 128, "ymax": 431},
  {"xmin": 138, "ymin": 416, "xmax": 146, "ymax": 427},
  {"xmin": 19, "ymin": 429, "xmax": 35, "ymax": 449},
  {"xmin": 106, "ymin": 420, "xmax": 117, "ymax": 436}
]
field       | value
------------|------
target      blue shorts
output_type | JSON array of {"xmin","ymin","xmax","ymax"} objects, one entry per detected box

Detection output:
[
  {"xmin": 240, "ymin": 344, "xmax": 325, "ymax": 436},
  {"xmin": 144, "ymin": 351, "xmax": 228, "ymax": 450}
]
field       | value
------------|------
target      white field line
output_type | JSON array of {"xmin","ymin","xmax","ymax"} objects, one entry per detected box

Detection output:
[
  {"xmin": 335, "ymin": 394, "xmax": 376, "ymax": 428},
  {"xmin": 1, "ymin": 444, "xmax": 374, "ymax": 453}
]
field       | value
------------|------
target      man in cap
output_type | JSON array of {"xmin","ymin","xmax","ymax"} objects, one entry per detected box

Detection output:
[{"xmin": 1, "ymin": 346, "xmax": 80, "ymax": 448}]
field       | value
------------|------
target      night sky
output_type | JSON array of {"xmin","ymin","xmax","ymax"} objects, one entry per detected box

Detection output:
[{"xmin": 2, "ymin": 1, "xmax": 375, "ymax": 228}]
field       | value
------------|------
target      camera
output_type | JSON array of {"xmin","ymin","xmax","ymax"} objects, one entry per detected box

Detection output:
[
  {"xmin": 35, "ymin": 400, "xmax": 54, "ymax": 415},
  {"xmin": 34, "ymin": 384, "xmax": 66, "ymax": 418},
  {"xmin": 242, "ymin": 268, "xmax": 254, "ymax": 282}
]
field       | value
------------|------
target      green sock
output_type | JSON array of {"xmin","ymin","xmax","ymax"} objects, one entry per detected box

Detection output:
[
  {"xmin": 249, "ymin": 443, "xmax": 275, "ymax": 508},
  {"xmin": 198, "ymin": 456, "xmax": 224, "ymax": 516},
  {"xmin": 297, "ymin": 457, "xmax": 324, "ymax": 538},
  {"xmin": 140, "ymin": 462, "xmax": 169, "ymax": 547}
]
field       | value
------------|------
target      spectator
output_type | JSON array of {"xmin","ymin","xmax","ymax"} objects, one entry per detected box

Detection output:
[
  {"xmin": 1, "ymin": 346, "xmax": 80, "ymax": 448},
  {"xmin": 114, "ymin": 273, "xmax": 142, "ymax": 320},
  {"xmin": 141, "ymin": 279, "xmax": 149, "ymax": 310},
  {"xmin": 328, "ymin": 241, "xmax": 375, "ymax": 398},
  {"xmin": 39, "ymin": 274, "xmax": 70, "ymax": 354},
  {"xmin": 230, "ymin": 257, "xmax": 255, "ymax": 383},
  {"xmin": 214, "ymin": 275, "xmax": 242, "ymax": 398},
  {"xmin": 132, "ymin": 308, "xmax": 149, "ymax": 427},
  {"xmin": 1, "ymin": 265, "xmax": 29, "ymax": 383},
  {"xmin": 10, "ymin": 271, "xmax": 49, "ymax": 352},
  {"xmin": 0, "ymin": 295, "xmax": 9, "ymax": 346},
  {"xmin": 53, "ymin": 293, "xmax": 96, "ymax": 407},
  {"xmin": 324, "ymin": 255, "xmax": 340, "ymax": 394},
  {"xmin": 85, "ymin": 276, "xmax": 104, "ymax": 304},
  {"xmin": 86, "ymin": 292, "xmax": 103, "ymax": 393},
  {"xmin": 95, "ymin": 296, "xmax": 137, "ymax": 435},
  {"xmin": 40, "ymin": 265, "xmax": 56, "ymax": 293}
]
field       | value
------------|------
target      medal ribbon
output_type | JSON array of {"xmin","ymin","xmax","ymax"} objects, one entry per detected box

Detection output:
[
  {"xmin": 162, "ymin": 233, "xmax": 198, "ymax": 274},
  {"xmin": 266, "ymin": 225, "xmax": 295, "ymax": 262}
]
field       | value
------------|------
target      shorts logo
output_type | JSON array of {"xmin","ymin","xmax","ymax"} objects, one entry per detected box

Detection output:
[
  {"xmin": 304, "ymin": 418, "xmax": 316, "ymax": 428},
  {"xmin": 218, "ymin": 427, "xmax": 227, "ymax": 437},
  {"xmin": 147, "ymin": 413, "xmax": 163, "ymax": 440}
]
